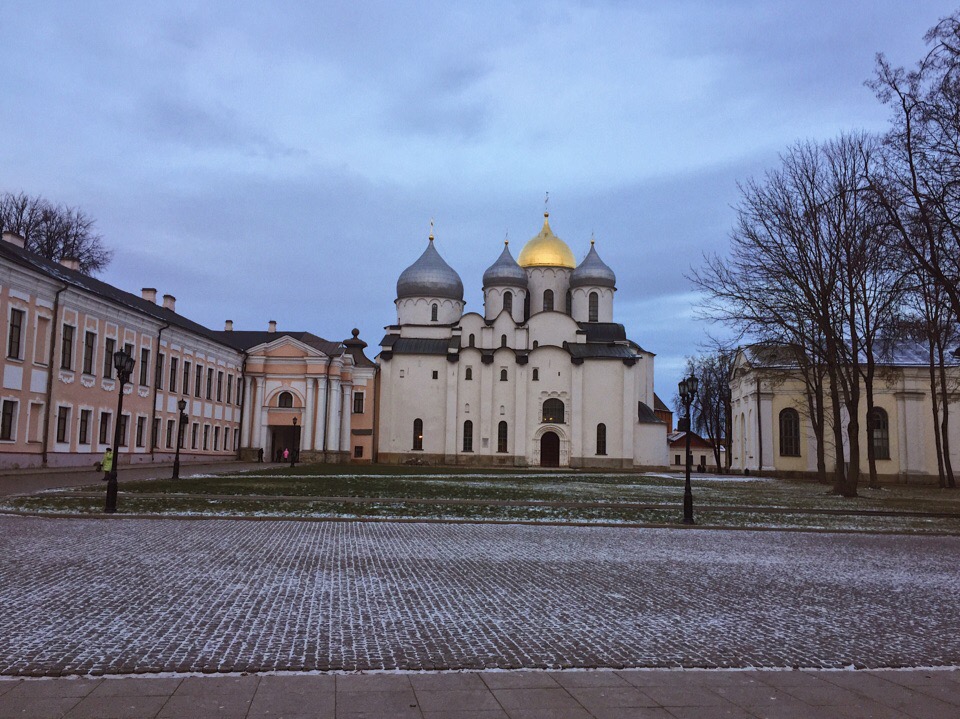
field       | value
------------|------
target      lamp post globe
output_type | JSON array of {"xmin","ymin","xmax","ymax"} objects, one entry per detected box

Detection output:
[
  {"xmin": 678, "ymin": 374, "xmax": 698, "ymax": 525},
  {"xmin": 105, "ymin": 349, "xmax": 135, "ymax": 514},
  {"xmin": 173, "ymin": 398, "xmax": 188, "ymax": 480}
]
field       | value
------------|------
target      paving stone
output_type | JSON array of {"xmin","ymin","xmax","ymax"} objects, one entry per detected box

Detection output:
[
  {"xmin": 421, "ymin": 711, "xmax": 508, "ymax": 719},
  {"xmin": 0, "ymin": 696, "xmax": 81, "ymax": 719},
  {"xmin": 63, "ymin": 694, "xmax": 168, "ymax": 719},
  {"xmin": 414, "ymin": 689, "xmax": 502, "ymax": 712},
  {"xmin": 548, "ymin": 671, "xmax": 631, "ymax": 688},
  {"xmin": 89, "ymin": 677, "xmax": 182, "ymax": 696},
  {"xmin": 411, "ymin": 674, "xmax": 487, "ymax": 691},
  {"xmin": 490, "ymin": 687, "xmax": 584, "ymax": 711},
  {"xmin": 480, "ymin": 674, "xmax": 559, "ymax": 690}
]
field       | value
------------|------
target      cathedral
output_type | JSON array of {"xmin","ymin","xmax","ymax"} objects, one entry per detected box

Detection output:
[{"xmin": 376, "ymin": 213, "xmax": 668, "ymax": 468}]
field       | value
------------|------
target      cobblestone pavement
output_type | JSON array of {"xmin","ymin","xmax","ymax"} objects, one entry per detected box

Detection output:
[{"xmin": 1, "ymin": 516, "xmax": 959, "ymax": 677}]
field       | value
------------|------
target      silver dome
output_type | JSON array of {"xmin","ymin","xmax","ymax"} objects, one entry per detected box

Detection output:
[
  {"xmin": 570, "ymin": 243, "xmax": 616, "ymax": 289},
  {"xmin": 396, "ymin": 238, "xmax": 464, "ymax": 300},
  {"xmin": 482, "ymin": 243, "xmax": 528, "ymax": 289}
]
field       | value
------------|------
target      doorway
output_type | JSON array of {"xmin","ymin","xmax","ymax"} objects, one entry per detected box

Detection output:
[{"xmin": 540, "ymin": 431, "xmax": 560, "ymax": 467}]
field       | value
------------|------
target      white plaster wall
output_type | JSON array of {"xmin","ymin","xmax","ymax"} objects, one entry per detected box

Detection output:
[
  {"xmin": 526, "ymin": 267, "xmax": 572, "ymax": 315},
  {"xmin": 377, "ymin": 355, "xmax": 450, "ymax": 454},
  {"xmin": 570, "ymin": 287, "xmax": 615, "ymax": 323},
  {"xmin": 483, "ymin": 287, "xmax": 527, "ymax": 323},
  {"xmin": 396, "ymin": 297, "xmax": 463, "ymax": 325},
  {"xmin": 581, "ymin": 361, "xmax": 626, "ymax": 458}
]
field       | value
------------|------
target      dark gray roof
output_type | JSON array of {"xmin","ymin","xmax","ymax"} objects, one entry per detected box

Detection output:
[
  {"xmin": 743, "ymin": 340, "xmax": 960, "ymax": 369},
  {"xmin": 570, "ymin": 243, "xmax": 616, "ymax": 289},
  {"xmin": 0, "ymin": 239, "xmax": 234, "ymax": 350},
  {"xmin": 653, "ymin": 393, "xmax": 670, "ymax": 413},
  {"xmin": 482, "ymin": 243, "xmax": 528, "ymax": 289},
  {"xmin": 381, "ymin": 337, "xmax": 452, "ymax": 355},
  {"xmin": 637, "ymin": 401, "xmax": 663, "ymax": 424},
  {"xmin": 396, "ymin": 238, "xmax": 464, "ymax": 300},
  {"xmin": 343, "ymin": 329, "xmax": 376, "ymax": 368},
  {"xmin": 566, "ymin": 343, "xmax": 638, "ymax": 360},
  {"xmin": 578, "ymin": 322, "xmax": 626, "ymax": 342},
  {"xmin": 209, "ymin": 330, "xmax": 342, "ymax": 357}
]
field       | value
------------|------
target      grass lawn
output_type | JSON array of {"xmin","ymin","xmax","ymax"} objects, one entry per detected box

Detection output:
[{"xmin": 2, "ymin": 463, "xmax": 959, "ymax": 533}]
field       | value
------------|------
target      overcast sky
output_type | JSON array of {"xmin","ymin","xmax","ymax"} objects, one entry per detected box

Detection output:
[{"xmin": 2, "ymin": 1, "xmax": 955, "ymax": 403}]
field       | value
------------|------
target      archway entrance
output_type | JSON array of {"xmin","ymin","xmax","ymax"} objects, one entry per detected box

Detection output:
[{"xmin": 540, "ymin": 431, "xmax": 560, "ymax": 467}]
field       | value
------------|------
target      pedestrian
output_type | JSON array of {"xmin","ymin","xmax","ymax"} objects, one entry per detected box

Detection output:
[
  {"xmin": 283, "ymin": 447, "xmax": 290, "ymax": 461},
  {"xmin": 101, "ymin": 447, "xmax": 113, "ymax": 481},
  {"xmin": 257, "ymin": 447, "xmax": 264, "ymax": 463}
]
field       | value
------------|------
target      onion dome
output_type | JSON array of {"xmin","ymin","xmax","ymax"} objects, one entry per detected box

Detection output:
[
  {"xmin": 482, "ymin": 241, "xmax": 528, "ymax": 289},
  {"xmin": 396, "ymin": 233, "xmax": 464, "ymax": 300},
  {"xmin": 570, "ymin": 240, "xmax": 616, "ymax": 288},
  {"xmin": 517, "ymin": 213, "xmax": 576, "ymax": 269}
]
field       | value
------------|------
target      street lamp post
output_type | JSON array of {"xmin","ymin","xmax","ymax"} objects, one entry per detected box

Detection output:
[
  {"xmin": 678, "ymin": 374, "xmax": 699, "ymax": 525},
  {"xmin": 105, "ymin": 349, "xmax": 135, "ymax": 514},
  {"xmin": 290, "ymin": 417, "xmax": 298, "ymax": 468},
  {"xmin": 172, "ymin": 398, "xmax": 188, "ymax": 479}
]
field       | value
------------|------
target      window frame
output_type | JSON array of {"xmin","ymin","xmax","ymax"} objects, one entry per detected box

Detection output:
[
  {"xmin": 778, "ymin": 408, "xmax": 801, "ymax": 457},
  {"xmin": 7, "ymin": 307, "xmax": 24, "ymax": 360},
  {"xmin": 413, "ymin": 418, "xmax": 423, "ymax": 451}
]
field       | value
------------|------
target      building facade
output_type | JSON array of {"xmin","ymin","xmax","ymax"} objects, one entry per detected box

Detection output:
[
  {"xmin": 729, "ymin": 344, "xmax": 960, "ymax": 483},
  {"xmin": 376, "ymin": 214, "xmax": 668, "ymax": 468}
]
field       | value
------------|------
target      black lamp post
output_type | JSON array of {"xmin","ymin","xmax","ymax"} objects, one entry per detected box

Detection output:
[
  {"xmin": 678, "ymin": 374, "xmax": 699, "ymax": 525},
  {"xmin": 105, "ymin": 348, "xmax": 135, "ymax": 514},
  {"xmin": 172, "ymin": 398, "xmax": 188, "ymax": 479},
  {"xmin": 290, "ymin": 417, "xmax": 298, "ymax": 468}
]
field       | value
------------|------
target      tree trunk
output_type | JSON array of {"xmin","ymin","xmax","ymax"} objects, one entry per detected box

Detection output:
[
  {"xmin": 827, "ymin": 364, "xmax": 848, "ymax": 494},
  {"xmin": 936, "ymin": 339, "xmax": 956, "ymax": 488}
]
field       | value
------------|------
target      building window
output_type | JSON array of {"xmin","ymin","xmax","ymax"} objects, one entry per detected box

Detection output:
[
  {"xmin": 81, "ymin": 331, "xmax": 95, "ymax": 375},
  {"xmin": 468, "ymin": 334, "xmax": 475, "ymax": 347},
  {"xmin": 497, "ymin": 421, "xmax": 508, "ymax": 453},
  {"xmin": 596, "ymin": 423, "xmax": 607, "ymax": 455},
  {"xmin": 169, "ymin": 357, "xmax": 178, "ymax": 393},
  {"xmin": 56, "ymin": 406, "xmax": 69, "ymax": 443},
  {"xmin": 155, "ymin": 353, "xmax": 164, "ymax": 390},
  {"xmin": 675, "ymin": 454, "xmax": 681, "ymax": 465},
  {"xmin": 191, "ymin": 422, "xmax": 199, "ymax": 449},
  {"xmin": 542, "ymin": 398, "xmax": 565, "ymax": 423},
  {"xmin": 431, "ymin": 304, "xmax": 438, "ymax": 322},
  {"xmin": 278, "ymin": 391, "xmax": 293, "ymax": 408},
  {"xmin": 60, "ymin": 324, "xmax": 74, "ymax": 370},
  {"xmin": 532, "ymin": 368, "xmax": 539, "ymax": 381},
  {"xmin": 214, "ymin": 426, "xmax": 220, "ymax": 451},
  {"xmin": 1, "ymin": 400, "xmax": 17, "ymax": 440},
  {"xmin": 206, "ymin": 368, "xmax": 213, "ymax": 399},
  {"xmin": 226, "ymin": 374, "xmax": 232, "ymax": 404},
  {"xmin": 500, "ymin": 334, "xmax": 507, "ymax": 348},
  {"xmin": 139, "ymin": 348, "xmax": 150, "ymax": 386},
  {"xmin": 465, "ymin": 367, "xmax": 473, "ymax": 381},
  {"xmin": 224, "ymin": 427, "xmax": 230, "ymax": 451},
  {"xmin": 217, "ymin": 371, "xmax": 223, "ymax": 401},
  {"xmin": 543, "ymin": 289, "xmax": 554, "ymax": 312},
  {"xmin": 869, "ymin": 408, "xmax": 891, "ymax": 460},
  {"xmin": 778, "ymin": 408, "xmax": 801, "ymax": 457},
  {"xmin": 203, "ymin": 424, "xmax": 209, "ymax": 450},
  {"xmin": 195, "ymin": 365, "xmax": 202, "ymax": 397},
  {"xmin": 78, "ymin": 409, "xmax": 91, "ymax": 445},
  {"xmin": 565, "ymin": 290, "xmax": 572, "ymax": 315},
  {"xmin": 463, "ymin": 420, "xmax": 473, "ymax": 452},
  {"xmin": 236, "ymin": 377, "xmax": 243, "ymax": 405},
  {"xmin": 503, "ymin": 291, "xmax": 513, "ymax": 315},
  {"xmin": 413, "ymin": 418, "xmax": 423, "ymax": 450},
  {"xmin": 99, "ymin": 412, "xmax": 111, "ymax": 444},
  {"xmin": 136, "ymin": 416, "xmax": 146, "ymax": 447},
  {"xmin": 183, "ymin": 361, "xmax": 191, "ymax": 396},
  {"xmin": 7, "ymin": 308, "xmax": 24, "ymax": 359},
  {"xmin": 118, "ymin": 415, "xmax": 129, "ymax": 447},
  {"xmin": 152, "ymin": 417, "xmax": 160, "ymax": 448},
  {"xmin": 166, "ymin": 419, "xmax": 175, "ymax": 449},
  {"xmin": 432, "ymin": 370, "xmax": 439, "ymax": 380},
  {"xmin": 103, "ymin": 337, "xmax": 115, "ymax": 378},
  {"xmin": 353, "ymin": 391, "xmax": 365, "ymax": 414},
  {"xmin": 589, "ymin": 292, "xmax": 599, "ymax": 322},
  {"xmin": 500, "ymin": 368, "xmax": 508, "ymax": 381},
  {"xmin": 354, "ymin": 445, "xmax": 364, "ymax": 458}
]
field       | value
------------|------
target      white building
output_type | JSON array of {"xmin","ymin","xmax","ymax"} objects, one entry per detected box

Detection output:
[{"xmin": 376, "ymin": 214, "xmax": 668, "ymax": 468}]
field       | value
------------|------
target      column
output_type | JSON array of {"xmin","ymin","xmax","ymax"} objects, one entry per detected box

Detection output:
[
  {"xmin": 303, "ymin": 378, "xmax": 315, "ymax": 451},
  {"xmin": 340, "ymin": 384, "xmax": 352, "ymax": 455},
  {"xmin": 327, "ymin": 377, "xmax": 342, "ymax": 452}
]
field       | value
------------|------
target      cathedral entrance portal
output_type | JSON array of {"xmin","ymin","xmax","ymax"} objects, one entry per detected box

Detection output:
[{"xmin": 540, "ymin": 431, "xmax": 560, "ymax": 467}]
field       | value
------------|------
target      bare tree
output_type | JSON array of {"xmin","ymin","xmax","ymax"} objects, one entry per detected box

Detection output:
[
  {"xmin": 676, "ymin": 349, "xmax": 735, "ymax": 472},
  {"xmin": 0, "ymin": 192, "xmax": 111, "ymax": 274}
]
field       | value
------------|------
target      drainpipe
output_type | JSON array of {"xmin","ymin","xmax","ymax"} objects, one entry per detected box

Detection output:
[
  {"xmin": 149, "ymin": 322, "xmax": 170, "ymax": 460},
  {"xmin": 41, "ymin": 284, "xmax": 69, "ymax": 467}
]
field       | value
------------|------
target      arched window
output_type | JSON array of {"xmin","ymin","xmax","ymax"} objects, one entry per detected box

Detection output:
[
  {"xmin": 413, "ymin": 418, "xmax": 423, "ymax": 451},
  {"xmin": 565, "ymin": 290, "xmax": 572, "ymax": 315},
  {"xmin": 501, "ymin": 334, "xmax": 507, "ymax": 348},
  {"xmin": 542, "ymin": 398, "xmax": 565, "ymax": 423},
  {"xmin": 431, "ymin": 304, "xmax": 438, "ymax": 322},
  {"xmin": 500, "ymin": 368, "xmax": 508, "ymax": 381},
  {"xmin": 543, "ymin": 289, "xmax": 554, "ymax": 312},
  {"xmin": 498, "ymin": 421, "xmax": 508, "ymax": 453},
  {"xmin": 532, "ymin": 368, "xmax": 539, "ymax": 381},
  {"xmin": 779, "ymin": 408, "xmax": 800, "ymax": 456},
  {"xmin": 468, "ymin": 333, "xmax": 475, "ymax": 347},
  {"xmin": 463, "ymin": 420, "xmax": 473, "ymax": 452},
  {"xmin": 869, "ymin": 407, "xmax": 890, "ymax": 460},
  {"xmin": 532, "ymin": 340, "xmax": 538, "ymax": 349},
  {"xmin": 278, "ymin": 391, "xmax": 293, "ymax": 408},
  {"xmin": 465, "ymin": 367, "xmax": 473, "ymax": 380},
  {"xmin": 589, "ymin": 292, "xmax": 599, "ymax": 322},
  {"xmin": 596, "ymin": 423, "xmax": 607, "ymax": 455},
  {"xmin": 503, "ymin": 291, "xmax": 513, "ymax": 315}
]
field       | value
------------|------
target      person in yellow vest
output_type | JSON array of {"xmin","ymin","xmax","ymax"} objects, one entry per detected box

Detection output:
[{"xmin": 101, "ymin": 447, "xmax": 113, "ymax": 481}]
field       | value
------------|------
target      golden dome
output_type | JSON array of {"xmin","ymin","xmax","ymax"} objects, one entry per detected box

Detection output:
[{"xmin": 517, "ymin": 213, "xmax": 576, "ymax": 269}]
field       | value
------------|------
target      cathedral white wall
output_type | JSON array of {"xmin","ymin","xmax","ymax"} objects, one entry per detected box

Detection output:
[
  {"xmin": 526, "ymin": 267, "xmax": 572, "ymax": 315},
  {"xmin": 526, "ymin": 312, "xmax": 581, "ymax": 349},
  {"xmin": 580, "ymin": 361, "xmax": 626, "ymax": 458},
  {"xmin": 570, "ymin": 287, "xmax": 615, "ymax": 323},
  {"xmin": 396, "ymin": 297, "xmax": 463, "ymax": 325},
  {"xmin": 376, "ymin": 354, "xmax": 450, "ymax": 455},
  {"xmin": 634, "ymin": 422, "xmax": 669, "ymax": 467},
  {"xmin": 483, "ymin": 287, "xmax": 527, "ymax": 323}
]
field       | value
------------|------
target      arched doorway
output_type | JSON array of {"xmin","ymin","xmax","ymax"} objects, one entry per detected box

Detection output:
[{"xmin": 540, "ymin": 431, "xmax": 560, "ymax": 467}]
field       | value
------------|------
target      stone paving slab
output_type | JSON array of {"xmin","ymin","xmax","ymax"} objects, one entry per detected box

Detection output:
[
  {"xmin": 2, "ymin": 516, "xmax": 960, "ymax": 676},
  {"xmin": 0, "ymin": 670, "xmax": 956, "ymax": 719}
]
